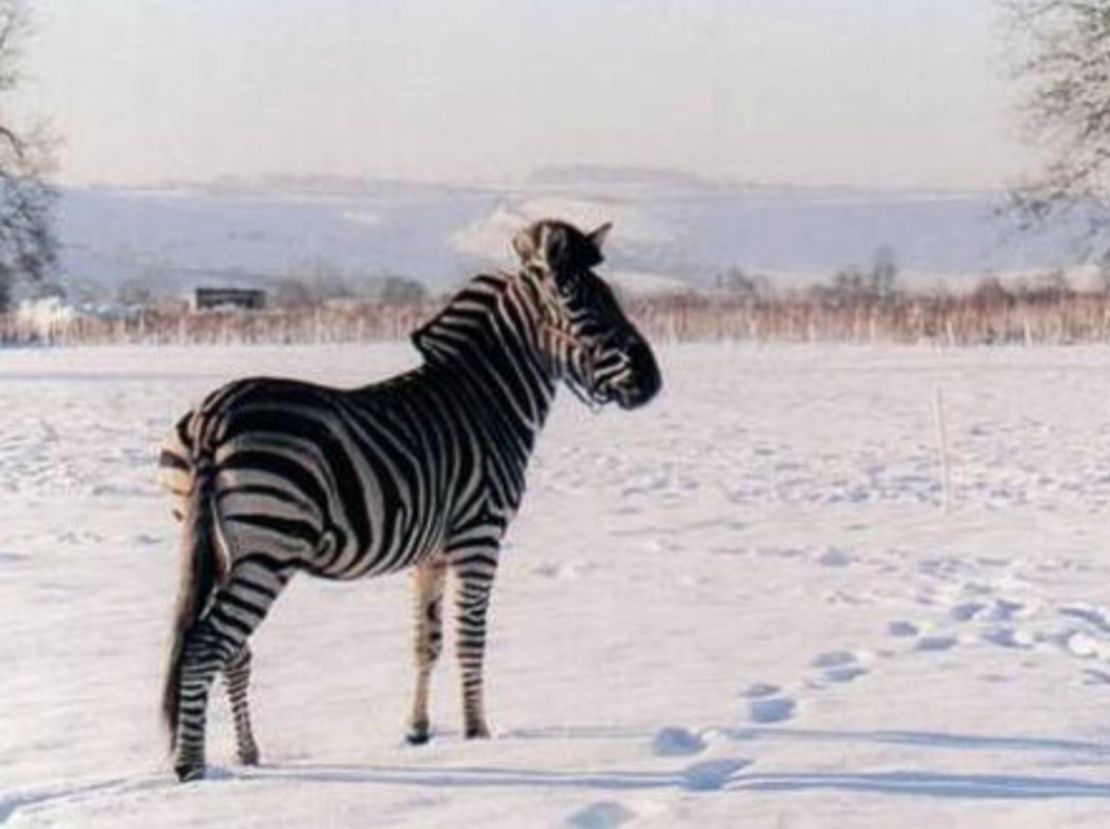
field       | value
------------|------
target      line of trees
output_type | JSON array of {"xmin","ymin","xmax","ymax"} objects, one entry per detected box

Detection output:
[
  {"xmin": 1003, "ymin": 0, "xmax": 1110, "ymax": 266},
  {"xmin": 0, "ymin": 0, "xmax": 55, "ymax": 314},
  {"xmin": 713, "ymin": 254, "xmax": 1097, "ymax": 310},
  {"xmin": 11, "ymin": 265, "xmax": 1110, "ymax": 347}
]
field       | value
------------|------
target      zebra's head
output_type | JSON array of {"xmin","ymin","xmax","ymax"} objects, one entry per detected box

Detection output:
[{"xmin": 513, "ymin": 219, "xmax": 662, "ymax": 410}]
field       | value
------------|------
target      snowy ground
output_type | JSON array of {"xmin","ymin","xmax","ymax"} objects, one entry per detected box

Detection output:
[{"xmin": 5, "ymin": 343, "xmax": 1110, "ymax": 827}]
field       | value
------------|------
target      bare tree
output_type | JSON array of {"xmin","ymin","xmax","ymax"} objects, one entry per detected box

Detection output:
[
  {"xmin": 808, "ymin": 246, "xmax": 900, "ymax": 308},
  {"xmin": 1002, "ymin": 0, "xmax": 1110, "ymax": 258},
  {"xmin": 715, "ymin": 267, "xmax": 771, "ymax": 301},
  {"xmin": 0, "ymin": 0, "xmax": 55, "ymax": 312},
  {"xmin": 870, "ymin": 244, "xmax": 899, "ymax": 302},
  {"xmin": 379, "ymin": 274, "xmax": 427, "ymax": 305}
]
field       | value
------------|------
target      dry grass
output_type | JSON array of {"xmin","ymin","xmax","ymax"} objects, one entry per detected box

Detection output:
[
  {"xmin": 623, "ymin": 292, "xmax": 1110, "ymax": 346},
  {"xmin": 7, "ymin": 291, "xmax": 1110, "ymax": 347}
]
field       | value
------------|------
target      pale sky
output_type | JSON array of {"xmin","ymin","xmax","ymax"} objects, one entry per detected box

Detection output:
[{"xmin": 20, "ymin": 0, "xmax": 1037, "ymax": 190}]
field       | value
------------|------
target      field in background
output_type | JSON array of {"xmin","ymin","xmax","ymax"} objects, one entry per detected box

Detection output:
[
  {"xmin": 5, "ymin": 343, "xmax": 1110, "ymax": 827},
  {"xmin": 7, "ymin": 283, "xmax": 1110, "ymax": 347}
]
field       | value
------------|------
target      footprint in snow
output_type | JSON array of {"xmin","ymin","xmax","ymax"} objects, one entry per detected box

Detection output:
[
  {"xmin": 742, "ymin": 682, "xmax": 781, "ymax": 699},
  {"xmin": 816, "ymin": 547, "xmax": 853, "ymax": 567},
  {"xmin": 1059, "ymin": 605, "xmax": 1110, "ymax": 634},
  {"xmin": 810, "ymin": 650, "xmax": 870, "ymax": 684},
  {"xmin": 531, "ymin": 561, "xmax": 591, "ymax": 581},
  {"xmin": 1063, "ymin": 630, "xmax": 1103, "ymax": 659},
  {"xmin": 886, "ymin": 620, "xmax": 920, "ymax": 638},
  {"xmin": 1081, "ymin": 668, "xmax": 1110, "ymax": 685},
  {"xmin": 742, "ymin": 684, "xmax": 796, "ymax": 724},
  {"xmin": 981, "ymin": 627, "xmax": 1035, "ymax": 650},
  {"xmin": 567, "ymin": 801, "xmax": 637, "ymax": 829},
  {"xmin": 984, "ymin": 598, "xmax": 1028, "ymax": 622},
  {"xmin": 915, "ymin": 635, "xmax": 959, "ymax": 653},
  {"xmin": 651, "ymin": 726, "xmax": 706, "ymax": 757},
  {"xmin": 681, "ymin": 758, "xmax": 751, "ymax": 791},
  {"xmin": 811, "ymin": 650, "xmax": 857, "ymax": 668},
  {"xmin": 950, "ymin": 601, "xmax": 987, "ymax": 622}
]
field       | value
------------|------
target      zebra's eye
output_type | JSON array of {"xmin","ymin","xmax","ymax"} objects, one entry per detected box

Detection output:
[{"xmin": 558, "ymin": 271, "xmax": 582, "ymax": 297}]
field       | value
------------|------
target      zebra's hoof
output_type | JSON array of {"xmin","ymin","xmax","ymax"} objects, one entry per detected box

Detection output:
[
  {"xmin": 238, "ymin": 747, "xmax": 260, "ymax": 766},
  {"xmin": 405, "ymin": 729, "xmax": 431, "ymax": 746},
  {"xmin": 464, "ymin": 724, "xmax": 491, "ymax": 740},
  {"xmin": 175, "ymin": 763, "xmax": 206, "ymax": 783}
]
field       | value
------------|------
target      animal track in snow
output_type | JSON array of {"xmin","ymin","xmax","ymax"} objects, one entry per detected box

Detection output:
[
  {"xmin": 567, "ymin": 800, "xmax": 638, "ymax": 829},
  {"xmin": 981, "ymin": 627, "xmax": 1036, "ymax": 650},
  {"xmin": 681, "ymin": 758, "xmax": 751, "ymax": 791},
  {"xmin": 1063, "ymin": 631, "xmax": 1104, "ymax": 659},
  {"xmin": 1060, "ymin": 604, "xmax": 1110, "ymax": 634},
  {"xmin": 810, "ymin": 650, "xmax": 870, "ymax": 684},
  {"xmin": 811, "ymin": 650, "xmax": 858, "ymax": 668},
  {"xmin": 820, "ymin": 665, "xmax": 869, "ymax": 684},
  {"xmin": 741, "ymin": 682, "xmax": 797, "ymax": 723},
  {"xmin": 650, "ymin": 727, "xmax": 706, "ymax": 757},
  {"xmin": 742, "ymin": 683, "xmax": 781, "ymax": 699},
  {"xmin": 950, "ymin": 601, "xmax": 987, "ymax": 621},
  {"xmin": 984, "ymin": 598, "xmax": 1030, "ymax": 622},
  {"xmin": 816, "ymin": 547, "xmax": 853, "ymax": 567},
  {"xmin": 909, "ymin": 577, "xmax": 1110, "ymax": 681},
  {"xmin": 886, "ymin": 620, "xmax": 920, "ymax": 638},
  {"xmin": 915, "ymin": 634, "xmax": 959, "ymax": 653},
  {"xmin": 531, "ymin": 561, "xmax": 593, "ymax": 581},
  {"xmin": 746, "ymin": 696, "xmax": 796, "ymax": 724},
  {"xmin": 1081, "ymin": 668, "xmax": 1110, "ymax": 685}
]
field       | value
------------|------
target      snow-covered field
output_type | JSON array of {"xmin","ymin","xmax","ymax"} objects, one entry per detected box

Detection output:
[{"xmin": 5, "ymin": 343, "xmax": 1110, "ymax": 827}]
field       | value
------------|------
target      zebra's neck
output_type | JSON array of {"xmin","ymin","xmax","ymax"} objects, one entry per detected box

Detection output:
[{"xmin": 411, "ymin": 271, "xmax": 559, "ymax": 452}]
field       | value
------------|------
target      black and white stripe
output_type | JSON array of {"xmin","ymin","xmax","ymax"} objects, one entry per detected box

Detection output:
[{"xmin": 159, "ymin": 219, "xmax": 661, "ymax": 781}]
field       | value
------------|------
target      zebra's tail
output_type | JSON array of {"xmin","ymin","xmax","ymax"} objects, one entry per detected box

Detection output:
[{"xmin": 162, "ymin": 451, "xmax": 225, "ymax": 750}]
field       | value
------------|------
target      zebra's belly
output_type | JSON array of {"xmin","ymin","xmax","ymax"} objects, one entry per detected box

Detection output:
[
  {"xmin": 216, "ymin": 467, "xmax": 449, "ymax": 580},
  {"xmin": 306, "ymin": 535, "xmax": 445, "ymax": 581}
]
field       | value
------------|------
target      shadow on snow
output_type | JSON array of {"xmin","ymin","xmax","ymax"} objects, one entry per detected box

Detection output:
[
  {"xmin": 6, "ymin": 725, "xmax": 1110, "ymax": 825},
  {"xmin": 230, "ymin": 724, "xmax": 1110, "ymax": 801}
]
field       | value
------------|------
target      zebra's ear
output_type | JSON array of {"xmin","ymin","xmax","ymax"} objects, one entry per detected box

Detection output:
[
  {"xmin": 587, "ymin": 222, "xmax": 613, "ymax": 251},
  {"xmin": 513, "ymin": 221, "xmax": 570, "ymax": 273},
  {"xmin": 512, "ymin": 224, "xmax": 540, "ymax": 266}
]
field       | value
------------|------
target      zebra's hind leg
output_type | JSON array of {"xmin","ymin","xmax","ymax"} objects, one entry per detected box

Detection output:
[
  {"xmin": 450, "ymin": 547, "xmax": 500, "ymax": 740},
  {"xmin": 406, "ymin": 557, "xmax": 448, "ymax": 745},
  {"xmin": 174, "ymin": 558, "xmax": 290, "ymax": 781},
  {"xmin": 224, "ymin": 645, "xmax": 259, "ymax": 765}
]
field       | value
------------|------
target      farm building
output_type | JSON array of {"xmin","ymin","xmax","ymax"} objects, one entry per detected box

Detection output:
[{"xmin": 193, "ymin": 287, "xmax": 267, "ymax": 311}]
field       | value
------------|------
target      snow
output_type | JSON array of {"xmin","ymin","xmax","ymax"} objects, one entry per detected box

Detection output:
[{"xmin": 5, "ymin": 342, "xmax": 1110, "ymax": 827}]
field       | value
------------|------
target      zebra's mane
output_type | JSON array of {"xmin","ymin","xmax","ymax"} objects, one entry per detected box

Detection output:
[{"xmin": 410, "ymin": 269, "xmax": 546, "ymax": 365}]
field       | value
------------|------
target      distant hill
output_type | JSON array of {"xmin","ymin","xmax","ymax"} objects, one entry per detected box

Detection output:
[{"xmin": 53, "ymin": 168, "xmax": 1083, "ymax": 301}]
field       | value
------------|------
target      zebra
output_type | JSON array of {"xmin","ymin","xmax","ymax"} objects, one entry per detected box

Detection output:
[{"xmin": 159, "ymin": 218, "xmax": 662, "ymax": 781}]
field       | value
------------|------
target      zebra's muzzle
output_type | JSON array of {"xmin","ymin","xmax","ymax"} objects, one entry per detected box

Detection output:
[{"xmin": 611, "ymin": 340, "xmax": 661, "ymax": 410}]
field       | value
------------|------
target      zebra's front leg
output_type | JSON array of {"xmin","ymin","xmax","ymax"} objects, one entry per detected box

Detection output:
[
  {"xmin": 406, "ymin": 557, "xmax": 448, "ymax": 745},
  {"xmin": 451, "ymin": 548, "xmax": 500, "ymax": 739},
  {"xmin": 224, "ymin": 645, "xmax": 259, "ymax": 765}
]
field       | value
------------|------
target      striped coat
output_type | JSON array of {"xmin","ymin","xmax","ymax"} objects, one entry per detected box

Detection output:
[{"xmin": 160, "ymin": 219, "xmax": 661, "ymax": 780}]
